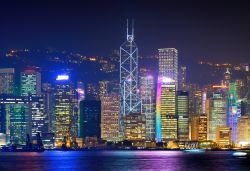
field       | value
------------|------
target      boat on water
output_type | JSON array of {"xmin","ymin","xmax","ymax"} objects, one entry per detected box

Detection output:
[{"xmin": 232, "ymin": 151, "xmax": 248, "ymax": 157}]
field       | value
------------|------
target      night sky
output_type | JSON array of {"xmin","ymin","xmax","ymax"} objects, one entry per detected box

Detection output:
[{"xmin": 1, "ymin": 0, "xmax": 250, "ymax": 64}]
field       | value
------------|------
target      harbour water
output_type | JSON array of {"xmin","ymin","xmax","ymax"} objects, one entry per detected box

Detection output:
[{"xmin": 0, "ymin": 150, "xmax": 249, "ymax": 170}]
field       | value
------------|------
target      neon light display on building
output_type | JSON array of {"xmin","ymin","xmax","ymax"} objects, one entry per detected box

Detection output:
[{"xmin": 227, "ymin": 83, "xmax": 239, "ymax": 143}]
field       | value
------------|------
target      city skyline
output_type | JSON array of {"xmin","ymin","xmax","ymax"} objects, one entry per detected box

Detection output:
[{"xmin": 0, "ymin": 1, "xmax": 250, "ymax": 170}]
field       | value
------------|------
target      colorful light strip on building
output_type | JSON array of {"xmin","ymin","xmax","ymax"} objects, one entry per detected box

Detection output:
[
  {"xmin": 228, "ymin": 83, "xmax": 238, "ymax": 143},
  {"xmin": 156, "ymin": 77, "xmax": 162, "ymax": 143}
]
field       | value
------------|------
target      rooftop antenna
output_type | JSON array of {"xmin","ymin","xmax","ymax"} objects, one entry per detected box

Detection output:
[
  {"xmin": 126, "ymin": 19, "xmax": 134, "ymax": 42},
  {"xmin": 127, "ymin": 19, "xmax": 129, "ymax": 37},
  {"xmin": 132, "ymin": 19, "xmax": 134, "ymax": 38}
]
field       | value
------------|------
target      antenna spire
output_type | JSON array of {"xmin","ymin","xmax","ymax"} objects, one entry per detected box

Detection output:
[
  {"xmin": 132, "ymin": 19, "xmax": 134, "ymax": 37},
  {"xmin": 127, "ymin": 19, "xmax": 129, "ymax": 37},
  {"xmin": 126, "ymin": 19, "xmax": 134, "ymax": 42}
]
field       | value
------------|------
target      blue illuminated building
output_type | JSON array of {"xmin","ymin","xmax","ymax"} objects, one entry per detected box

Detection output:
[{"xmin": 227, "ymin": 83, "xmax": 240, "ymax": 143}]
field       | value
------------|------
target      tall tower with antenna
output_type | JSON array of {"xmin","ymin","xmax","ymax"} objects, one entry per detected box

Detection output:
[{"xmin": 120, "ymin": 20, "xmax": 141, "ymax": 121}]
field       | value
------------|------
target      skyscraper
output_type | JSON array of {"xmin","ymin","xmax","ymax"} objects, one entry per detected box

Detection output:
[
  {"xmin": 198, "ymin": 114, "xmax": 208, "ymax": 141},
  {"xmin": 207, "ymin": 93, "xmax": 227, "ymax": 141},
  {"xmin": 99, "ymin": 81, "xmax": 109, "ymax": 98},
  {"xmin": 177, "ymin": 91, "xmax": 189, "ymax": 141},
  {"xmin": 140, "ymin": 75, "xmax": 155, "ymax": 141},
  {"xmin": 20, "ymin": 67, "xmax": 41, "ymax": 96},
  {"xmin": 227, "ymin": 83, "xmax": 239, "ymax": 143},
  {"xmin": 8, "ymin": 104, "xmax": 29, "ymax": 145},
  {"xmin": 156, "ymin": 77, "xmax": 177, "ymax": 142},
  {"xmin": 42, "ymin": 83, "xmax": 54, "ymax": 134},
  {"xmin": 120, "ymin": 20, "xmax": 141, "ymax": 139},
  {"xmin": 30, "ymin": 97, "xmax": 46, "ymax": 139},
  {"xmin": 0, "ymin": 95, "xmax": 45, "ymax": 144},
  {"xmin": 120, "ymin": 20, "xmax": 141, "ymax": 117},
  {"xmin": 80, "ymin": 100, "xmax": 101, "ymax": 139},
  {"xmin": 236, "ymin": 116, "xmax": 250, "ymax": 147},
  {"xmin": 158, "ymin": 48, "xmax": 178, "ymax": 88},
  {"xmin": 178, "ymin": 66, "xmax": 187, "ymax": 90},
  {"xmin": 101, "ymin": 93, "xmax": 119, "ymax": 141},
  {"xmin": 216, "ymin": 126, "xmax": 232, "ymax": 147},
  {"xmin": 0, "ymin": 68, "xmax": 15, "ymax": 95},
  {"xmin": 54, "ymin": 75, "xmax": 78, "ymax": 146},
  {"xmin": 124, "ymin": 113, "xmax": 146, "ymax": 141}
]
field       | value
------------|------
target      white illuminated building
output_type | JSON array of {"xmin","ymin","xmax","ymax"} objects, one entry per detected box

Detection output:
[
  {"xmin": 158, "ymin": 48, "xmax": 178, "ymax": 89},
  {"xmin": 119, "ymin": 20, "xmax": 141, "ymax": 136}
]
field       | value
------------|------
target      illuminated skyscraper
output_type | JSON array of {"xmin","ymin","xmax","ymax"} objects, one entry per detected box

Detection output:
[
  {"xmin": 190, "ymin": 114, "xmax": 199, "ymax": 141},
  {"xmin": 8, "ymin": 104, "xmax": 29, "ymax": 144},
  {"xmin": 86, "ymin": 83, "xmax": 99, "ymax": 100},
  {"xmin": 77, "ymin": 81, "xmax": 85, "ymax": 102},
  {"xmin": 198, "ymin": 91, "xmax": 208, "ymax": 141},
  {"xmin": 0, "ymin": 95, "xmax": 45, "ymax": 144},
  {"xmin": 0, "ymin": 68, "xmax": 15, "ymax": 95},
  {"xmin": 158, "ymin": 48, "xmax": 178, "ymax": 88},
  {"xmin": 99, "ymin": 81, "xmax": 109, "ymax": 98},
  {"xmin": 216, "ymin": 126, "xmax": 232, "ymax": 147},
  {"xmin": 178, "ymin": 66, "xmax": 187, "ymax": 90},
  {"xmin": 76, "ymin": 81, "xmax": 85, "ymax": 136},
  {"xmin": 177, "ymin": 91, "xmax": 189, "ymax": 141},
  {"xmin": 124, "ymin": 113, "xmax": 146, "ymax": 141},
  {"xmin": 101, "ymin": 93, "xmax": 119, "ymax": 141},
  {"xmin": 207, "ymin": 93, "xmax": 227, "ymax": 141},
  {"xmin": 222, "ymin": 68, "xmax": 231, "ymax": 86},
  {"xmin": 198, "ymin": 114, "xmax": 208, "ymax": 141},
  {"xmin": 54, "ymin": 75, "xmax": 78, "ymax": 146},
  {"xmin": 42, "ymin": 83, "xmax": 54, "ymax": 133},
  {"xmin": 235, "ymin": 79, "xmax": 244, "ymax": 99},
  {"xmin": 156, "ymin": 77, "xmax": 177, "ymax": 142},
  {"xmin": 227, "ymin": 83, "xmax": 239, "ymax": 143},
  {"xmin": 140, "ymin": 75, "xmax": 155, "ymax": 141},
  {"xmin": 20, "ymin": 67, "xmax": 41, "ymax": 96},
  {"xmin": 120, "ymin": 20, "xmax": 141, "ymax": 117},
  {"xmin": 236, "ymin": 116, "xmax": 250, "ymax": 147}
]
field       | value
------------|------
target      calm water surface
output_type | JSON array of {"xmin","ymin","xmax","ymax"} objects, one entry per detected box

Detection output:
[{"xmin": 0, "ymin": 150, "xmax": 249, "ymax": 171}]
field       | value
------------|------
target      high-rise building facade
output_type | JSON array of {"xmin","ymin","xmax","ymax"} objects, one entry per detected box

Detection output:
[
  {"xmin": 20, "ymin": 67, "xmax": 41, "ymax": 96},
  {"xmin": 0, "ymin": 95, "xmax": 45, "ymax": 144},
  {"xmin": 207, "ymin": 93, "xmax": 227, "ymax": 141},
  {"xmin": 42, "ymin": 83, "xmax": 54, "ymax": 133},
  {"xmin": 156, "ymin": 77, "xmax": 177, "ymax": 142},
  {"xmin": 190, "ymin": 114, "xmax": 199, "ymax": 141},
  {"xmin": 54, "ymin": 75, "xmax": 78, "ymax": 146},
  {"xmin": 216, "ymin": 126, "xmax": 232, "ymax": 147},
  {"xmin": 227, "ymin": 83, "xmax": 239, "ymax": 143},
  {"xmin": 198, "ymin": 114, "xmax": 208, "ymax": 141},
  {"xmin": 80, "ymin": 100, "xmax": 101, "ymax": 139},
  {"xmin": 140, "ymin": 75, "xmax": 155, "ymax": 141},
  {"xmin": 236, "ymin": 116, "xmax": 250, "ymax": 147},
  {"xmin": 0, "ymin": 68, "xmax": 15, "ymax": 95},
  {"xmin": 8, "ymin": 104, "xmax": 29, "ymax": 145},
  {"xmin": 177, "ymin": 91, "xmax": 189, "ymax": 141},
  {"xmin": 120, "ymin": 20, "xmax": 141, "ymax": 118},
  {"xmin": 158, "ymin": 48, "xmax": 178, "ymax": 88},
  {"xmin": 178, "ymin": 66, "xmax": 187, "ymax": 90},
  {"xmin": 30, "ymin": 97, "xmax": 46, "ymax": 139},
  {"xmin": 124, "ymin": 113, "xmax": 146, "ymax": 141},
  {"xmin": 101, "ymin": 93, "xmax": 119, "ymax": 141},
  {"xmin": 99, "ymin": 81, "xmax": 109, "ymax": 98}
]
